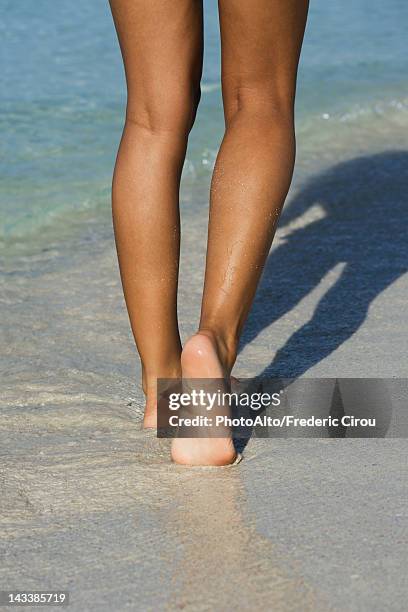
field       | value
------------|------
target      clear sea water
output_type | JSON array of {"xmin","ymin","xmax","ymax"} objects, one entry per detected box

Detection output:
[{"xmin": 1, "ymin": 0, "xmax": 407, "ymax": 251}]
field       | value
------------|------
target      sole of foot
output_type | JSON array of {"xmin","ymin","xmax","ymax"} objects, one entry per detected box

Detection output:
[{"xmin": 171, "ymin": 333, "xmax": 238, "ymax": 467}]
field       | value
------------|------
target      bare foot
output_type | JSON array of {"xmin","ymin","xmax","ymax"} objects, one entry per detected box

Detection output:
[{"xmin": 171, "ymin": 333, "xmax": 237, "ymax": 466}]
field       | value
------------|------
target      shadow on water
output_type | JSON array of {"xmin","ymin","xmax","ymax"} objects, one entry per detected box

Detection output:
[{"xmin": 241, "ymin": 151, "xmax": 408, "ymax": 377}]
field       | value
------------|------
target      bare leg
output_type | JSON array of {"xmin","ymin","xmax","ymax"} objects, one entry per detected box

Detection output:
[
  {"xmin": 109, "ymin": 0, "xmax": 203, "ymax": 427},
  {"xmin": 172, "ymin": 0, "xmax": 309, "ymax": 464}
]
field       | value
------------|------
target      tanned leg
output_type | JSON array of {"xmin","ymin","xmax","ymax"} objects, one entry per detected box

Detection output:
[
  {"xmin": 172, "ymin": 0, "xmax": 309, "ymax": 464},
  {"xmin": 109, "ymin": 0, "xmax": 203, "ymax": 427}
]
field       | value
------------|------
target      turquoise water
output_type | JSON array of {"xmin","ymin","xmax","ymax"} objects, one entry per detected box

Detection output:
[{"xmin": 1, "ymin": 0, "xmax": 407, "ymax": 250}]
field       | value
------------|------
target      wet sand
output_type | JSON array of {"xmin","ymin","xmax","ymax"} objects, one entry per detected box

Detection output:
[
  {"xmin": 1, "ymin": 395, "xmax": 407, "ymax": 610},
  {"xmin": 1, "ymin": 150, "xmax": 408, "ymax": 610}
]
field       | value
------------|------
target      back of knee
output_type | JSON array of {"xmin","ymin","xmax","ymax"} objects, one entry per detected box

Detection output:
[
  {"xmin": 126, "ymin": 83, "xmax": 201, "ymax": 137},
  {"xmin": 224, "ymin": 83, "xmax": 295, "ymax": 130}
]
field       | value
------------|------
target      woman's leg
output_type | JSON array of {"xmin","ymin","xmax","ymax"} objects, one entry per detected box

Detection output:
[
  {"xmin": 172, "ymin": 0, "xmax": 309, "ymax": 464},
  {"xmin": 109, "ymin": 0, "xmax": 203, "ymax": 427}
]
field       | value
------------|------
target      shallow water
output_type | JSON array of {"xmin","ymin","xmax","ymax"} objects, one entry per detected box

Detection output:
[{"xmin": 1, "ymin": 0, "xmax": 408, "ymax": 249}]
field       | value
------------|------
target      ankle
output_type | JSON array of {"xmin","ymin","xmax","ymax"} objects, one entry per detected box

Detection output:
[
  {"xmin": 196, "ymin": 328, "xmax": 238, "ymax": 376},
  {"xmin": 142, "ymin": 363, "xmax": 182, "ymax": 397}
]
